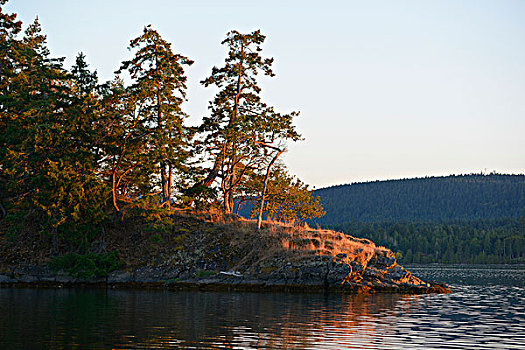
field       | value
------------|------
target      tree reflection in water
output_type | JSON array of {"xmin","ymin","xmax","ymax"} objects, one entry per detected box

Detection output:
[
  {"xmin": 0, "ymin": 288, "xmax": 424, "ymax": 349},
  {"xmin": 4, "ymin": 266, "xmax": 524, "ymax": 348}
]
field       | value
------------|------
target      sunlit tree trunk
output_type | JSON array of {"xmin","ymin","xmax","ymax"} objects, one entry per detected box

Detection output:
[{"xmin": 257, "ymin": 149, "xmax": 284, "ymax": 230}]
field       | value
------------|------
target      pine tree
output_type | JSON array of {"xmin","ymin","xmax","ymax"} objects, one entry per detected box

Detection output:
[
  {"xmin": 0, "ymin": 0, "xmax": 21, "ymax": 96},
  {"xmin": 0, "ymin": 0, "xmax": 22, "ymax": 217},
  {"xmin": 196, "ymin": 30, "xmax": 301, "ymax": 213},
  {"xmin": 71, "ymin": 52, "xmax": 98, "ymax": 94},
  {"xmin": 2, "ymin": 17, "xmax": 72, "ymax": 218},
  {"xmin": 116, "ymin": 25, "xmax": 193, "ymax": 208},
  {"xmin": 2, "ymin": 16, "xmax": 107, "ymax": 251},
  {"xmin": 99, "ymin": 77, "xmax": 155, "ymax": 211}
]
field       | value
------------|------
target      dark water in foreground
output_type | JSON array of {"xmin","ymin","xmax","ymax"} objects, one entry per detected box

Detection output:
[{"xmin": 1, "ymin": 265, "xmax": 524, "ymax": 349}]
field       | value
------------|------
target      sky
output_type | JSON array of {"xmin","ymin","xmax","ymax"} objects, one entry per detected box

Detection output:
[{"xmin": 5, "ymin": 0, "xmax": 525, "ymax": 188}]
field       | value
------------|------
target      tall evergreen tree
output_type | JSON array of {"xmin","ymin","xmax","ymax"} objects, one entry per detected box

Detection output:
[
  {"xmin": 0, "ymin": 0, "xmax": 22, "ymax": 217},
  {"xmin": 71, "ymin": 52, "xmax": 98, "ymax": 94},
  {"xmin": 2, "ymin": 17, "xmax": 72, "ymax": 218},
  {"xmin": 196, "ymin": 30, "xmax": 301, "ymax": 213},
  {"xmin": 116, "ymin": 25, "xmax": 193, "ymax": 208},
  {"xmin": 2, "ymin": 16, "xmax": 107, "ymax": 251},
  {"xmin": 99, "ymin": 77, "xmax": 155, "ymax": 211},
  {"xmin": 0, "ymin": 0, "xmax": 21, "ymax": 96}
]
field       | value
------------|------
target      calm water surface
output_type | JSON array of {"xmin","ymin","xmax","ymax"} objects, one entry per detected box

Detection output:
[{"xmin": 1, "ymin": 265, "xmax": 523, "ymax": 349}]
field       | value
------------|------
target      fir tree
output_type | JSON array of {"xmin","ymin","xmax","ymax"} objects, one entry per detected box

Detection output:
[
  {"xmin": 2, "ymin": 16, "xmax": 107, "ymax": 251},
  {"xmin": 196, "ymin": 30, "xmax": 301, "ymax": 213},
  {"xmin": 0, "ymin": 0, "xmax": 22, "ymax": 217},
  {"xmin": 116, "ymin": 25, "xmax": 193, "ymax": 208}
]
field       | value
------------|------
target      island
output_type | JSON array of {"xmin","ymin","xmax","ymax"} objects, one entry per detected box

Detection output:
[
  {"xmin": 0, "ymin": 212, "xmax": 450, "ymax": 294},
  {"xmin": 0, "ymin": 10, "xmax": 451, "ymax": 294}
]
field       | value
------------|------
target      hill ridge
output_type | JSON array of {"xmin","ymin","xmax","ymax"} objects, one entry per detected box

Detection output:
[
  {"xmin": 319, "ymin": 173, "xmax": 525, "ymax": 189},
  {"xmin": 314, "ymin": 173, "xmax": 525, "ymax": 225}
]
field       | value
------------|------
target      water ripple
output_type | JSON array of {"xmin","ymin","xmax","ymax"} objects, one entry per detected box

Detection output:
[{"xmin": 1, "ymin": 265, "xmax": 524, "ymax": 349}]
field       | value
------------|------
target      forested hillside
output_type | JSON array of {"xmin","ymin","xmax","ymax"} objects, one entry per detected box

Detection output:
[
  {"xmin": 315, "ymin": 174, "xmax": 525, "ymax": 264},
  {"xmin": 315, "ymin": 174, "xmax": 525, "ymax": 225},
  {"xmin": 328, "ymin": 219, "xmax": 524, "ymax": 264}
]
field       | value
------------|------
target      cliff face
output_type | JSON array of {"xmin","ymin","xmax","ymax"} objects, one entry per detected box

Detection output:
[{"xmin": 0, "ymin": 213, "xmax": 450, "ymax": 293}]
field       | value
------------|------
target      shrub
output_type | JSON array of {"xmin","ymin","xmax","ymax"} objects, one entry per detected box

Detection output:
[
  {"xmin": 49, "ymin": 251, "xmax": 122, "ymax": 279},
  {"xmin": 195, "ymin": 269, "xmax": 216, "ymax": 278}
]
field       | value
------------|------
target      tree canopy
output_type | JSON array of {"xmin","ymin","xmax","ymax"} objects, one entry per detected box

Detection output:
[
  {"xmin": 195, "ymin": 30, "xmax": 301, "ymax": 213},
  {"xmin": 0, "ymin": 0, "xmax": 321, "ymax": 255}
]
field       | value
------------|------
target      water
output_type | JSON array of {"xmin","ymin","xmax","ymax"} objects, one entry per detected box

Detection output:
[{"xmin": 1, "ymin": 265, "xmax": 523, "ymax": 349}]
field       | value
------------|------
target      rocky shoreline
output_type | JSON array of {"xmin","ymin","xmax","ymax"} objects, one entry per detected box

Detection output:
[
  {"xmin": 0, "ymin": 217, "xmax": 451, "ymax": 294},
  {"xmin": 0, "ymin": 266, "xmax": 450, "ymax": 294},
  {"xmin": 0, "ymin": 258, "xmax": 451, "ymax": 295}
]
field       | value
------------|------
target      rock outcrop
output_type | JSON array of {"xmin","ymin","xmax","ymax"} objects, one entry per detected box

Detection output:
[{"xmin": 0, "ymin": 217, "xmax": 451, "ymax": 293}]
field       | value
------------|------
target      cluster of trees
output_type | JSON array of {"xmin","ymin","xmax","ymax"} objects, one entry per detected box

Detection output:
[
  {"xmin": 314, "ymin": 174, "xmax": 525, "ymax": 225},
  {"xmin": 0, "ymin": 1, "xmax": 324, "ymax": 249},
  {"xmin": 236, "ymin": 164, "xmax": 325, "ymax": 224},
  {"xmin": 330, "ymin": 219, "xmax": 525, "ymax": 264}
]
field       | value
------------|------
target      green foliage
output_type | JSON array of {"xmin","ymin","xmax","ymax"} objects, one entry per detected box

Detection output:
[
  {"xmin": 172, "ymin": 233, "xmax": 187, "ymax": 244},
  {"xmin": 182, "ymin": 185, "xmax": 219, "ymax": 211},
  {"xmin": 4, "ymin": 211, "xmax": 25, "ymax": 238},
  {"xmin": 1, "ymin": 15, "xmax": 108, "ymax": 248},
  {"xmin": 49, "ymin": 251, "xmax": 122, "ymax": 279},
  {"xmin": 0, "ymin": 4, "xmax": 318, "ymax": 262},
  {"xmin": 240, "ymin": 164, "xmax": 325, "ymax": 223},
  {"xmin": 331, "ymin": 218, "xmax": 525, "ymax": 264},
  {"xmin": 150, "ymin": 233, "xmax": 165, "ymax": 245},
  {"xmin": 138, "ymin": 206, "xmax": 176, "ymax": 235},
  {"xmin": 196, "ymin": 29, "xmax": 301, "ymax": 212},
  {"xmin": 315, "ymin": 174, "xmax": 525, "ymax": 225},
  {"xmin": 57, "ymin": 222, "xmax": 105, "ymax": 251},
  {"xmin": 315, "ymin": 174, "xmax": 525, "ymax": 265},
  {"xmin": 113, "ymin": 25, "xmax": 194, "ymax": 207},
  {"xmin": 195, "ymin": 269, "xmax": 216, "ymax": 278}
]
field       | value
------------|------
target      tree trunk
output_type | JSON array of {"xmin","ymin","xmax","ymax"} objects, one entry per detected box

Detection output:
[
  {"xmin": 223, "ymin": 190, "xmax": 233, "ymax": 213},
  {"xmin": 234, "ymin": 198, "xmax": 245, "ymax": 215},
  {"xmin": 185, "ymin": 46, "xmax": 244, "ymax": 208},
  {"xmin": 167, "ymin": 164, "xmax": 172, "ymax": 209},
  {"xmin": 257, "ymin": 149, "xmax": 284, "ymax": 230},
  {"xmin": 233, "ymin": 43, "xmax": 244, "ymax": 124},
  {"xmin": 161, "ymin": 162, "xmax": 168, "ymax": 205},
  {"xmin": 112, "ymin": 167, "xmax": 119, "ymax": 212},
  {"xmin": 222, "ymin": 43, "xmax": 244, "ymax": 215},
  {"xmin": 154, "ymin": 45, "xmax": 168, "ymax": 206}
]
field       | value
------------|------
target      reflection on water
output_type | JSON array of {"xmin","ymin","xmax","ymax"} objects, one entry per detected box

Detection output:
[
  {"xmin": 406, "ymin": 264, "xmax": 525, "ymax": 287},
  {"xmin": 1, "ymin": 265, "xmax": 524, "ymax": 349}
]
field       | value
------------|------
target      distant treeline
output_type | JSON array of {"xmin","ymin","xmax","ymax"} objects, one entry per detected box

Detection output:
[
  {"xmin": 313, "ymin": 174, "xmax": 525, "ymax": 264},
  {"xmin": 314, "ymin": 174, "xmax": 525, "ymax": 225},
  {"xmin": 329, "ymin": 218, "xmax": 525, "ymax": 264}
]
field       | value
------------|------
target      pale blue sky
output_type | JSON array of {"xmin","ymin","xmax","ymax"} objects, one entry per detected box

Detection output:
[{"xmin": 6, "ymin": 0, "xmax": 525, "ymax": 188}]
